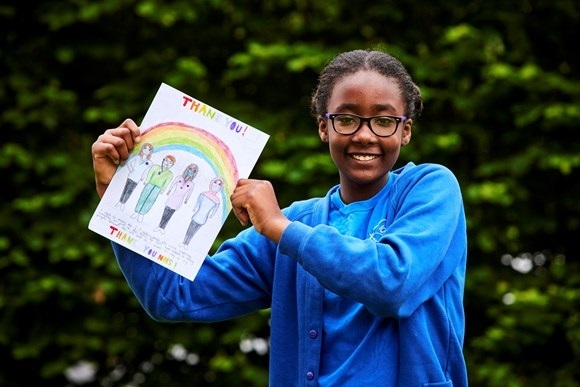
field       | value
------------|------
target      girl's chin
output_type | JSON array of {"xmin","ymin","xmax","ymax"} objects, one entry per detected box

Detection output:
[{"xmin": 342, "ymin": 172, "xmax": 388, "ymax": 186}]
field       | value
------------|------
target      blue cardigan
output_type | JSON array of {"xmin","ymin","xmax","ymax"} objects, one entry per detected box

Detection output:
[{"xmin": 113, "ymin": 162, "xmax": 468, "ymax": 386}]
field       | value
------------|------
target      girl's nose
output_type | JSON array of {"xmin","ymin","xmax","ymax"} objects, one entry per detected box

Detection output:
[{"xmin": 351, "ymin": 121, "xmax": 377, "ymax": 144}]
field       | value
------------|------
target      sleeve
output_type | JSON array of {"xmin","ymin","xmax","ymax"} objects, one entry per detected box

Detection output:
[
  {"xmin": 112, "ymin": 225, "xmax": 276, "ymax": 323},
  {"xmin": 278, "ymin": 164, "xmax": 467, "ymax": 318}
]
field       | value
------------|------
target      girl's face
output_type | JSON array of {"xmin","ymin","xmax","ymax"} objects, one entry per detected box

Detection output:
[{"xmin": 318, "ymin": 70, "xmax": 412, "ymax": 203}]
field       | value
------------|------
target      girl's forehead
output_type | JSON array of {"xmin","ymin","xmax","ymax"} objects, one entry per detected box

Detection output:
[
  {"xmin": 335, "ymin": 70, "xmax": 398, "ymax": 89},
  {"xmin": 329, "ymin": 71, "xmax": 404, "ymax": 111}
]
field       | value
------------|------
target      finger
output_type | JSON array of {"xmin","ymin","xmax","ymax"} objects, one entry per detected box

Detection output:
[
  {"xmin": 91, "ymin": 140, "xmax": 120, "ymax": 165},
  {"xmin": 119, "ymin": 118, "xmax": 142, "ymax": 144},
  {"xmin": 109, "ymin": 126, "xmax": 140, "ymax": 159},
  {"xmin": 230, "ymin": 182, "xmax": 251, "ymax": 226},
  {"xmin": 92, "ymin": 126, "xmax": 139, "ymax": 164},
  {"xmin": 233, "ymin": 206, "xmax": 250, "ymax": 226}
]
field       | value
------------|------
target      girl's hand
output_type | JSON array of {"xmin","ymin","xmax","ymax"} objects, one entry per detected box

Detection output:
[
  {"xmin": 230, "ymin": 179, "xmax": 290, "ymax": 243},
  {"xmin": 91, "ymin": 119, "xmax": 141, "ymax": 197}
]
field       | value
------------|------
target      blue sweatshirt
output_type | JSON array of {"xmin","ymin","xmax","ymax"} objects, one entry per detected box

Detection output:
[{"xmin": 112, "ymin": 162, "xmax": 468, "ymax": 386}]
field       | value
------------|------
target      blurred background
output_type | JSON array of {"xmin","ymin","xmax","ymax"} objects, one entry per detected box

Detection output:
[{"xmin": 1, "ymin": 0, "xmax": 579, "ymax": 386}]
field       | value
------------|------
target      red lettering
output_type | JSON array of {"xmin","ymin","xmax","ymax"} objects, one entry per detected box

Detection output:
[{"xmin": 182, "ymin": 96, "xmax": 192, "ymax": 106}]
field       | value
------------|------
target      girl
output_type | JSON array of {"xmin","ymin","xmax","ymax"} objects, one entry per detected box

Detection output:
[{"xmin": 91, "ymin": 49, "xmax": 468, "ymax": 386}]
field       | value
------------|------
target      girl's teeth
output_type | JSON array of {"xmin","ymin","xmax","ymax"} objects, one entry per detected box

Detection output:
[{"xmin": 353, "ymin": 154, "xmax": 377, "ymax": 161}]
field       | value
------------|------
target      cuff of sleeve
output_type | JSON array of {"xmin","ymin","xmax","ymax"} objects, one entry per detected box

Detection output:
[{"xmin": 278, "ymin": 221, "xmax": 311, "ymax": 264}]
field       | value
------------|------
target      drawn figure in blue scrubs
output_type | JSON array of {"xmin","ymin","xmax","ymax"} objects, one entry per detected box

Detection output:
[{"xmin": 182, "ymin": 176, "xmax": 224, "ymax": 245}]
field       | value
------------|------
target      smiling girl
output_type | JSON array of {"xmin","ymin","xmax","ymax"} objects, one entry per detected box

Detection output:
[{"xmin": 91, "ymin": 49, "xmax": 468, "ymax": 386}]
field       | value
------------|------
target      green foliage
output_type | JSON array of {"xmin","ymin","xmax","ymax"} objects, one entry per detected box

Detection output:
[
  {"xmin": 1, "ymin": 0, "xmax": 579, "ymax": 385},
  {"xmin": 466, "ymin": 252, "xmax": 580, "ymax": 386}
]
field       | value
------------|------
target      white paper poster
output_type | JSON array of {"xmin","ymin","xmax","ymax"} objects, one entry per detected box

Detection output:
[{"xmin": 89, "ymin": 83, "xmax": 269, "ymax": 280}]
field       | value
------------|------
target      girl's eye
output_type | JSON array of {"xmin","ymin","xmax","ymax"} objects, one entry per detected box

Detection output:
[{"xmin": 336, "ymin": 115, "xmax": 357, "ymax": 125}]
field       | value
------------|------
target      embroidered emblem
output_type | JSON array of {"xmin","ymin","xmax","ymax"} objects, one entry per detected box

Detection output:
[{"xmin": 369, "ymin": 219, "xmax": 389, "ymax": 242}]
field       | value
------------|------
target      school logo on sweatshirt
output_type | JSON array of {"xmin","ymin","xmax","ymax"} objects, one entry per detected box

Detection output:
[{"xmin": 369, "ymin": 219, "xmax": 388, "ymax": 242}]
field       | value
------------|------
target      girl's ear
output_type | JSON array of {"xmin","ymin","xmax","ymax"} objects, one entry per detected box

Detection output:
[
  {"xmin": 401, "ymin": 119, "xmax": 412, "ymax": 146},
  {"xmin": 318, "ymin": 116, "xmax": 329, "ymax": 142}
]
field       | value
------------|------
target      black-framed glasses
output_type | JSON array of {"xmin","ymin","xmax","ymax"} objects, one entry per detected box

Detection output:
[{"xmin": 325, "ymin": 113, "xmax": 406, "ymax": 137}]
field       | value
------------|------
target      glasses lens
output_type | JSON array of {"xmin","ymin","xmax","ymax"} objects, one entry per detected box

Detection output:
[
  {"xmin": 370, "ymin": 116, "xmax": 398, "ymax": 136},
  {"xmin": 333, "ymin": 114, "xmax": 360, "ymax": 134}
]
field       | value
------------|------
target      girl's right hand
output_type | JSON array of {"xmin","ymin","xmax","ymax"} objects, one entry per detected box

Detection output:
[{"xmin": 91, "ymin": 118, "xmax": 141, "ymax": 197}]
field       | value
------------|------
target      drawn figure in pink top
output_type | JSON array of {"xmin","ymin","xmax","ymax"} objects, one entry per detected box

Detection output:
[
  {"xmin": 154, "ymin": 163, "xmax": 198, "ymax": 234},
  {"xmin": 182, "ymin": 177, "xmax": 224, "ymax": 246},
  {"xmin": 115, "ymin": 142, "xmax": 154, "ymax": 211}
]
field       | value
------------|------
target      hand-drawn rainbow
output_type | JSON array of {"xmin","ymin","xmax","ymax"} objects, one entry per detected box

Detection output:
[{"xmin": 137, "ymin": 121, "xmax": 239, "ymax": 219}]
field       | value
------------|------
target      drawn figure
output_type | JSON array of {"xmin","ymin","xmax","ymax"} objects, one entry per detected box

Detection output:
[
  {"xmin": 154, "ymin": 163, "xmax": 199, "ymax": 234},
  {"xmin": 182, "ymin": 177, "xmax": 224, "ymax": 245},
  {"xmin": 131, "ymin": 155, "xmax": 176, "ymax": 223},
  {"xmin": 115, "ymin": 142, "xmax": 154, "ymax": 211}
]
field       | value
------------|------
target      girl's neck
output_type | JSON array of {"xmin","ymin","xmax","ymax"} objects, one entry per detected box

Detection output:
[{"xmin": 339, "ymin": 173, "xmax": 389, "ymax": 204}]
